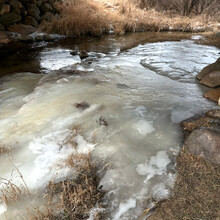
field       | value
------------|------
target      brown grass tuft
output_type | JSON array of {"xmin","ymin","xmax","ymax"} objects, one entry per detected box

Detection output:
[
  {"xmin": 151, "ymin": 148, "xmax": 220, "ymax": 220},
  {"xmin": 30, "ymin": 153, "xmax": 104, "ymax": 220},
  {"xmin": 0, "ymin": 142, "xmax": 10, "ymax": 155}
]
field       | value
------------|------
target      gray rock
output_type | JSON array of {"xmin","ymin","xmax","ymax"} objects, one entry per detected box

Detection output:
[
  {"xmin": 0, "ymin": 12, "xmax": 21, "ymax": 26},
  {"xmin": 216, "ymin": 32, "xmax": 220, "ymax": 38},
  {"xmin": 197, "ymin": 58, "xmax": 220, "ymax": 80},
  {"xmin": 24, "ymin": 16, "xmax": 38, "ymax": 27},
  {"xmin": 41, "ymin": 11, "xmax": 53, "ymax": 22},
  {"xmin": 185, "ymin": 129, "xmax": 220, "ymax": 165},
  {"xmin": 0, "ymin": 4, "xmax": 10, "ymax": 15},
  {"xmin": 0, "ymin": 22, "xmax": 5, "ymax": 31},
  {"xmin": 40, "ymin": 3, "xmax": 52, "ymax": 14},
  {"xmin": 26, "ymin": 4, "xmax": 41, "ymax": 21},
  {"xmin": 18, "ymin": 34, "xmax": 33, "ymax": 41}
]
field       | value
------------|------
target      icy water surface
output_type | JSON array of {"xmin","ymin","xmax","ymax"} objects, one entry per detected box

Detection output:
[{"xmin": 0, "ymin": 33, "xmax": 219, "ymax": 219}]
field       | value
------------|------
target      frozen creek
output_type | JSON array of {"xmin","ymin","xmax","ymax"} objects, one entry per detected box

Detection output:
[{"xmin": 0, "ymin": 33, "xmax": 219, "ymax": 219}]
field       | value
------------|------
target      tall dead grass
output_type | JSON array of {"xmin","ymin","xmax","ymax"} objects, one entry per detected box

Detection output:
[{"xmin": 42, "ymin": 0, "xmax": 219, "ymax": 37}]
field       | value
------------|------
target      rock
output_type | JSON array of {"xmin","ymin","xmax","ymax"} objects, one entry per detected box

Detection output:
[
  {"xmin": 41, "ymin": 11, "xmax": 53, "ymax": 22},
  {"xmin": 199, "ymin": 71, "xmax": 220, "ymax": 87},
  {"xmin": 7, "ymin": 23, "xmax": 36, "ymax": 34},
  {"xmin": 70, "ymin": 50, "xmax": 78, "ymax": 56},
  {"xmin": 18, "ymin": 34, "xmax": 33, "ymax": 41},
  {"xmin": 185, "ymin": 129, "xmax": 220, "ymax": 165},
  {"xmin": 197, "ymin": 58, "xmax": 220, "ymax": 80},
  {"xmin": 0, "ymin": 4, "xmax": 10, "ymax": 15},
  {"xmin": 204, "ymin": 88, "xmax": 220, "ymax": 103},
  {"xmin": 8, "ymin": 0, "xmax": 20, "ymax": 13},
  {"xmin": 35, "ymin": 34, "xmax": 44, "ymax": 41},
  {"xmin": 0, "ymin": 31, "xmax": 9, "ymax": 43},
  {"xmin": 206, "ymin": 109, "xmax": 220, "ymax": 119},
  {"xmin": 0, "ymin": 0, "xmax": 5, "ymax": 4},
  {"xmin": 79, "ymin": 50, "xmax": 89, "ymax": 59},
  {"xmin": 43, "ymin": 33, "xmax": 54, "ymax": 41},
  {"xmin": 0, "ymin": 12, "xmax": 21, "ymax": 26},
  {"xmin": 0, "ymin": 22, "xmax": 5, "ymax": 31},
  {"xmin": 26, "ymin": 4, "xmax": 41, "ymax": 21},
  {"xmin": 24, "ymin": 16, "xmax": 38, "ymax": 27},
  {"xmin": 40, "ymin": 3, "xmax": 53, "ymax": 14},
  {"xmin": 36, "ymin": 0, "xmax": 42, "ymax": 7},
  {"xmin": 216, "ymin": 32, "xmax": 220, "ymax": 37}
]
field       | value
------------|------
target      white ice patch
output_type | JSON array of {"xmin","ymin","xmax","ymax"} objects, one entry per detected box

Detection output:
[
  {"xmin": 113, "ymin": 198, "xmax": 136, "ymax": 220},
  {"xmin": 27, "ymin": 130, "xmax": 95, "ymax": 188},
  {"xmin": 133, "ymin": 120, "xmax": 155, "ymax": 135},
  {"xmin": 152, "ymin": 183, "xmax": 170, "ymax": 200},
  {"xmin": 0, "ymin": 203, "xmax": 7, "ymax": 215},
  {"xmin": 40, "ymin": 48, "xmax": 81, "ymax": 71},
  {"xmin": 136, "ymin": 151, "xmax": 170, "ymax": 182}
]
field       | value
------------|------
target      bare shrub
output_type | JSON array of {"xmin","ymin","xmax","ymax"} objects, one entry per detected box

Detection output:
[{"xmin": 0, "ymin": 142, "xmax": 10, "ymax": 155}]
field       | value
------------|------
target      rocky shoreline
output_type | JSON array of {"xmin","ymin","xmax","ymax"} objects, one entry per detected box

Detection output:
[
  {"xmin": 0, "ymin": 0, "xmax": 59, "ymax": 43},
  {"xmin": 148, "ymin": 59, "xmax": 220, "ymax": 219}
]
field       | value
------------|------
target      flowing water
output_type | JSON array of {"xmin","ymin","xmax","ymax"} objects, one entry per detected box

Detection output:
[{"xmin": 0, "ymin": 32, "xmax": 219, "ymax": 220}]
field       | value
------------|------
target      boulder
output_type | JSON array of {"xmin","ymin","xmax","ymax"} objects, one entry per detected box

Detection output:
[
  {"xmin": 26, "ymin": 4, "xmax": 41, "ymax": 21},
  {"xmin": 40, "ymin": 3, "xmax": 52, "ymax": 14},
  {"xmin": 0, "ymin": 12, "xmax": 21, "ymax": 26},
  {"xmin": 7, "ymin": 23, "xmax": 35, "ymax": 34},
  {"xmin": 185, "ymin": 129, "xmax": 220, "ymax": 165},
  {"xmin": 0, "ymin": 4, "xmax": 10, "ymax": 15},
  {"xmin": 199, "ymin": 71, "xmax": 220, "ymax": 87},
  {"xmin": 197, "ymin": 58, "xmax": 220, "ymax": 80},
  {"xmin": 8, "ymin": 0, "xmax": 20, "ymax": 13},
  {"xmin": 41, "ymin": 11, "xmax": 53, "ymax": 22},
  {"xmin": 204, "ymin": 88, "xmax": 220, "ymax": 103},
  {"xmin": 24, "ymin": 16, "xmax": 38, "ymax": 27},
  {"xmin": 0, "ymin": 22, "xmax": 5, "ymax": 31}
]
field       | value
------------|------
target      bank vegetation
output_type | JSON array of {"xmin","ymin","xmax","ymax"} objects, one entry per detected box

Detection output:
[{"xmin": 42, "ymin": 0, "xmax": 220, "ymax": 37}]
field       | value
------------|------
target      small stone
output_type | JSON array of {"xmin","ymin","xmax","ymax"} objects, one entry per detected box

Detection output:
[
  {"xmin": 36, "ymin": 0, "xmax": 42, "ymax": 7},
  {"xmin": 70, "ymin": 50, "xmax": 78, "ymax": 56},
  {"xmin": 79, "ymin": 50, "xmax": 89, "ymax": 59},
  {"xmin": 199, "ymin": 71, "xmax": 220, "ymax": 87},
  {"xmin": 0, "ymin": 4, "xmax": 10, "ymax": 15},
  {"xmin": 35, "ymin": 34, "xmax": 44, "ymax": 41},
  {"xmin": 43, "ymin": 33, "xmax": 54, "ymax": 41},
  {"xmin": 18, "ymin": 34, "xmax": 34, "ymax": 41}
]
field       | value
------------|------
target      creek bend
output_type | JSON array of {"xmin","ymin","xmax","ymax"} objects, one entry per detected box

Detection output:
[{"xmin": 0, "ymin": 32, "xmax": 219, "ymax": 219}]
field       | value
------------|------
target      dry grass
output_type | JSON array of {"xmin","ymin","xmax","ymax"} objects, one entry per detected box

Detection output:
[
  {"xmin": 0, "ymin": 142, "xmax": 10, "ymax": 155},
  {"xmin": 151, "ymin": 148, "xmax": 220, "ymax": 220},
  {"xmin": 30, "ymin": 153, "xmax": 104, "ymax": 220},
  {"xmin": 42, "ymin": 0, "xmax": 219, "ymax": 37}
]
